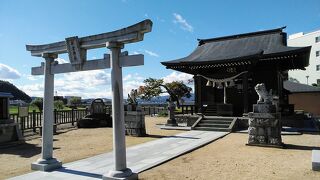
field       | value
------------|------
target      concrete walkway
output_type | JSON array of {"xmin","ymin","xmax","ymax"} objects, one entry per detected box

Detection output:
[{"xmin": 10, "ymin": 130, "xmax": 228, "ymax": 180}]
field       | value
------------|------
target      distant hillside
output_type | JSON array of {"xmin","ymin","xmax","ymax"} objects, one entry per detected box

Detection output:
[
  {"xmin": 0, "ymin": 80, "xmax": 32, "ymax": 103},
  {"xmin": 137, "ymin": 93, "xmax": 194, "ymax": 105}
]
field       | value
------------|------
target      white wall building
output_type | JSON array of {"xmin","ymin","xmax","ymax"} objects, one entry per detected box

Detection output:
[{"xmin": 288, "ymin": 29, "xmax": 320, "ymax": 85}]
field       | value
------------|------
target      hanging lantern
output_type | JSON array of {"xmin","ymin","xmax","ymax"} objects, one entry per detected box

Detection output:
[
  {"xmin": 217, "ymin": 82, "xmax": 223, "ymax": 89},
  {"xmin": 212, "ymin": 82, "xmax": 216, "ymax": 88},
  {"xmin": 206, "ymin": 80, "xmax": 212, "ymax": 86}
]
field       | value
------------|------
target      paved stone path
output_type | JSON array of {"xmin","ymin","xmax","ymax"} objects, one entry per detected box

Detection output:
[{"xmin": 10, "ymin": 130, "xmax": 228, "ymax": 180}]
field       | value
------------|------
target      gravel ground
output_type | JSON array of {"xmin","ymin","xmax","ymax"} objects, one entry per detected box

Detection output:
[
  {"xmin": 0, "ymin": 116, "xmax": 183, "ymax": 179},
  {"xmin": 2, "ymin": 116, "xmax": 320, "ymax": 180},
  {"xmin": 139, "ymin": 132, "xmax": 320, "ymax": 180}
]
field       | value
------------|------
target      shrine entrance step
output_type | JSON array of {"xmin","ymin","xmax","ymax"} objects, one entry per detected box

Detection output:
[{"xmin": 192, "ymin": 116, "xmax": 237, "ymax": 132}]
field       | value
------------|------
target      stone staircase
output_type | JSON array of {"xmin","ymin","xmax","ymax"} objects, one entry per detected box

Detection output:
[
  {"xmin": 192, "ymin": 116, "xmax": 237, "ymax": 132},
  {"xmin": 204, "ymin": 105, "xmax": 217, "ymax": 116}
]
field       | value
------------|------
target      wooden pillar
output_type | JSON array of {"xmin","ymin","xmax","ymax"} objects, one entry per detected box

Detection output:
[
  {"xmin": 194, "ymin": 76, "xmax": 202, "ymax": 113},
  {"xmin": 243, "ymin": 73, "xmax": 249, "ymax": 114},
  {"xmin": 223, "ymin": 85, "xmax": 227, "ymax": 104}
]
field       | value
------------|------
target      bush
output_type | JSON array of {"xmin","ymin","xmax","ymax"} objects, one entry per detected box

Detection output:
[
  {"xmin": 54, "ymin": 100, "xmax": 65, "ymax": 110},
  {"xmin": 30, "ymin": 97, "xmax": 43, "ymax": 111},
  {"xmin": 157, "ymin": 110, "xmax": 168, "ymax": 117}
]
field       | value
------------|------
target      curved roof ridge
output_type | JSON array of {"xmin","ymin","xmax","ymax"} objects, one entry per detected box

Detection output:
[{"xmin": 198, "ymin": 26, "xmax": 286, "ymax": 46}]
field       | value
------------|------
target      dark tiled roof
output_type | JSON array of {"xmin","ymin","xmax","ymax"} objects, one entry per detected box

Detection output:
[
  {"xmin": 284, "ymin": 81, "xmax": 320, "ymax": 93},
  {"xmin": 162, "ymin": 27, "xmax": 310, "ymax": 66},
  {"xmin": 0, "ymin": 92, "xmax": 13, "ymax": 98}
]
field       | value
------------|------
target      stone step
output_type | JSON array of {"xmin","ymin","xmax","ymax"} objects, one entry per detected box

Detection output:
[
  {"xmin": 200, "ymin": 120, "xmax": 231, "ymax": 124},
  {"xmin": 203, "ymin": 118, "xmax": 233, "ymax": 122},
  {"xmin": 197, "ymin": 123, "xmax": 230, "ymax": 128},
  {"xmin": 205, "ymin": 116, "xmax": 235, "ymax": 120},
  {"xmin": 204, "ymin": 113, "xmax": 217, "ymax": 116},
  {"xmin": 193, "ymin": 127, "xmax": 231, "ymax": 132}
]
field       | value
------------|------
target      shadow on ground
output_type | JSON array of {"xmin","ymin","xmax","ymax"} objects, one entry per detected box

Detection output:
[
  {"xmin": 284, "ymin": 144, "xmax": 320, "ymax": 151},
  {"xmin": 147, "ymin": 134, "xmax": 199, "ymax": 139},
  {"xmin": 0, "ymin": 142, "xmax": 60, "ymax": 158},
  {"xmin": 56, "ymin": 167, "xmax": 102, "ymax": 179}
]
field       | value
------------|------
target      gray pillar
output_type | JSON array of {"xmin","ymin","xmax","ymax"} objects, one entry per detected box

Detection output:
[
  {"xmin": 31, "ymin": 53, "xmax": 62, "ymax": 171},
  {"xmin": 103, "ymin": 42, "xmax": 137, "ymax": 180}
]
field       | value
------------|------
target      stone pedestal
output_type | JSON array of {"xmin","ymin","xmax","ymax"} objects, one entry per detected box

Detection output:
[
  {"xmin": 103, "ymin": 168, "xmax": 138, "ymax": 180},
  {"xmin": 0, "ymin": 122, "xmax": 24, "ymax": 143},
  {"xmin": 124, "ymin": 110, "xmax": 146, "ymax": 137},
  {"xmin": 247, "ymin": 103, "xmax": 282, "ymax": 147},
  {"xmin": 31, "ymin": 158, "xmax": 62, "ymax": 171}
]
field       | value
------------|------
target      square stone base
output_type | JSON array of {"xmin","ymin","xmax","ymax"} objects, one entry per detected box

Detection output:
[
  {"xmin": 312, "ymin": 150, "xmax": 320, "ymax": 171},
  {"xmin": 31, "ymin": 159, "xmax": 62, "ymax": 171},
  {"xmin": 102, "ymin": 172, "xmax": 138, "ymax": 180},
  {"xmin": 166, "ymin": 119, "xmax": 177, "ymax": 126}
]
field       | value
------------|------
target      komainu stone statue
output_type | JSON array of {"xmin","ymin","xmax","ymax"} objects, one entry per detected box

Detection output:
[
  {"xmin": 127, "ymin": 89, "xmax": 138, "ymax": 106},
  {"xmin": 247, "ymin": 83, "xmax": 283, "ymax": 147},
  {"xmin": 254, "ymin": 83, "xmax": 272, "ymax": 104}
]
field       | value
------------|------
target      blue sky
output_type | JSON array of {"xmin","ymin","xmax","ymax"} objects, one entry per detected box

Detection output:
[{"xmin": 0, "ymin": 0, "xmax": 319, "ymax": 98}]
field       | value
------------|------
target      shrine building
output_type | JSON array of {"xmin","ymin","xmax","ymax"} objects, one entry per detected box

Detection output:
[{"xmin": 162, "ymin": 27, "xmax": 311, "ymax": 116}]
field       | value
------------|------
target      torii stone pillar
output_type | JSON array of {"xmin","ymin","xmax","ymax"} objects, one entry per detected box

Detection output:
[
  {"xmin": 26, "ymin": 19, "xmax": 152, "ymax": 177},
  {"xmin": 31, "ymin": 53, "xmax": 62, "ymax": 171},
  {"xmin": 103, "ymin": 42, "xmax": 137, "ymax": 180}
]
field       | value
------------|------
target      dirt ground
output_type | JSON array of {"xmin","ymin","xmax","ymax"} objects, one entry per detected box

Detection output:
[
  {"xmin": 140, "ymin": 132, "xmax": 320, "ymax": 180},
  {"xmin": 0, "ymin": 117, "xmax": 182, "ymax": 179},
  {"xmin": 1, "ymin": 117, "xmax": 320, "ymax": 180}
]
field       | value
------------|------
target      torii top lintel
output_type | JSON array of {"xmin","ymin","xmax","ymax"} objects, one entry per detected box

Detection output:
[{"xmin": 26, "ymin": 19, "xmax": 153, "ymax": 57}]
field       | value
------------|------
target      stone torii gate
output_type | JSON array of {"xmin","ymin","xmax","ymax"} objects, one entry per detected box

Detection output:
[{"xmin": 26, "ymin": 19, "xmax": 152, "ymax": 180}]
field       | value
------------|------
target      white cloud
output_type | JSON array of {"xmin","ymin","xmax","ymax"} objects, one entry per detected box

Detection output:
[
  {"xmin": 163, "ymin": 72, "xmax": 194, "ymax": 84},
  {"xmin": 19, "ymin": 83, "xmax": 44, "ymax": 97},
  {"xmin": 26, "ymin": 74, "xmax": 42, "ymax": 81},
  {"xmin": 173, "ymin": 13, "xmax": 194, "ymax": 32},
  {"xmin": 123, "ymin": 73, "xmax": 145, "ymax": 96},
  {"xmin": 55, "ymin": 58, "xmax": 68, "ymax": 64},
  {"xmin": 0, "ymin": 63, "xmax": 21, "ymax": 79},
  {"xmin": 21, "ymin": 71, "xmax": 146, "ymax": 99},
  {"xmin": 144, "ymin": 50, "xmax": 159, "ymax": 57}
]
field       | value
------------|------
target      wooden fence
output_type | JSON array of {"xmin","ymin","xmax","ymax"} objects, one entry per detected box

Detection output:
[
  {"xmin": 9, "ymin": 104, "xmax": 195, "ymax": 135},
  {"xmin": 9, "ymin": 109, "xmax": 89, "ymax": 134}
]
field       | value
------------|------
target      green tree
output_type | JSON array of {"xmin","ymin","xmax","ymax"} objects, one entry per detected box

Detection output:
[
  {"xmin": 69, "ymin": 97, "xmax": 81, "ymax": 107},
  {"xmin": 54, "ymin": 100, "xmax": 65, "ymax": 110},
  {"xmin": 30, "ymin": 97, "xmax": 43, "ymax": 111},
  {"xmin": 139, "ymin": 78, "xmax": 192, "ymax": 106}
]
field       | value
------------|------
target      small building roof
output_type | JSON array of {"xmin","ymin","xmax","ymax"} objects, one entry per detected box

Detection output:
[
  {"xmin": 0, "ymin": 92, "xmax": 13, "ymax": 98},
  {"xmin": 162, "ymin": 27, "xmax": 311, "ymax": 74},
  {"xmin": 284, "ymin": 81, "xmax": 320, "ymax": 93}
]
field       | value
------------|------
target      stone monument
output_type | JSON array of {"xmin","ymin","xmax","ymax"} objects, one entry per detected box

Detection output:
[
  {"xmin": 125, "ymin": 89, "xmax": 146, "ymax": 137},
  {"xmin": 247, "ymin": 83, "xmax": 283, "ymax": 147},
  {"xmin": 0, "ymin": 92, "xmax": 24, "ymax": 144},
  {"xmin": 77, "ymin": 98, "xmax": 112, "ymax": 128}
]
